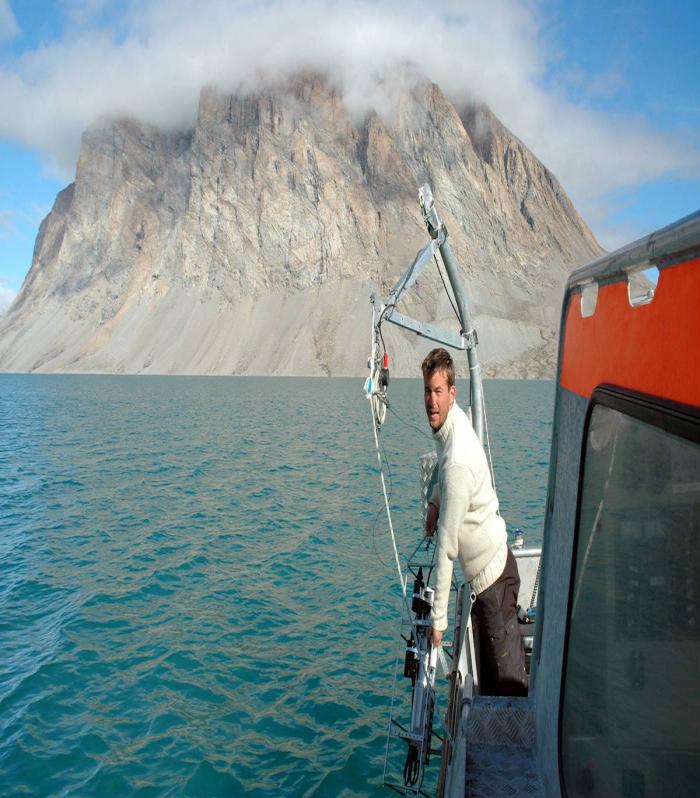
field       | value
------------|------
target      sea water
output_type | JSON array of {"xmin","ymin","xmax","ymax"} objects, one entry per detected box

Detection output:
[{"xmin": 0, "ymin": 375, "xmax": 553, "ymax": 796}]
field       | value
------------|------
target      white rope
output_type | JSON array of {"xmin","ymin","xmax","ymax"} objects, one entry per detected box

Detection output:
[
  {"xmin": 367, "ymin": 393, "xmax": 421, "ymax": 643},
  {"xmin": 370, "ymin": 417, "xmax": 408, "ymax": 599}
]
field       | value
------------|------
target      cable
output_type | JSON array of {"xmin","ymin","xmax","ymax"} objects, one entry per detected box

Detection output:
[
  {"xmin": 370, "ymin": 414, "xmax": 408, "ymax": 601},
  {"xmin": 433, "ymin": 254, "xmax": 461, "ymax": 325},
  {"xmin": 369, "ymin": 433, "xmax": 394, "ymax": 570},
  {"xmin": 367, "ymin": 400, "xmax": 424, "ymax": 645},
  {"xmin": 378, "ymin": 320, "xmax": 388, "ymax": 357},
  {"xmin": 387, "ymin": 404, "xmax": 432, "ymax": 442},
  {"xmin": 403, "ymin": 744, "xmax": 420, "ymax": 786},
  {"xmin": 478, "ymin": 375, "xmax": 497, "ymax": 493}
]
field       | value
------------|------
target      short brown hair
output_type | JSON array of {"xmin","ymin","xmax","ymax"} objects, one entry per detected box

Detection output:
[{"xmin": 421, "ymin": 348, "xmax": 455, "ymax": 387}]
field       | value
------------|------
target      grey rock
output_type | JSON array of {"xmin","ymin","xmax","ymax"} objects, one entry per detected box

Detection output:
[{"xmin": 0, "ymin": 73, "xmax": 603, "ymax": 377}]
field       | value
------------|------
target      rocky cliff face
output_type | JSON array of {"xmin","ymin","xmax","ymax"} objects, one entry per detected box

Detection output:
[{"xmin": 0, "ymin": 73, "xmax": 602, "ymax": 377}]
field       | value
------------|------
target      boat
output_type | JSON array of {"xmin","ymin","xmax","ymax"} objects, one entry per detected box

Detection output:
[{"xmin": 365, "ymin": 186, "xmax": 700, "ymax": 796}]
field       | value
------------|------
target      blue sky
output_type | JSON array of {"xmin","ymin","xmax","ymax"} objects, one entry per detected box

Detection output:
[{"xmin": 0, "ymin": 0, "xmax": 698, "ymax": 312}]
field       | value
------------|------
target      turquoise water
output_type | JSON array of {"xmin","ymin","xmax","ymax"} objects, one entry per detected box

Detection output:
[{"xmin": 0, "ymin": 375, "xmax": 553, "ymax": 796}]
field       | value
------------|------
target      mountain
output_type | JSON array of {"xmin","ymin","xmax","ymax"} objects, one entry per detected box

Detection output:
[{"xmin": 0, "ymin": 73, "xmax": 603, "ymax": 377}]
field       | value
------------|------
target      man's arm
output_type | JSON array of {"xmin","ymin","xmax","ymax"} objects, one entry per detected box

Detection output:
[
  {"xmin": 426, "ymin": 492, "xmax": 443, "ymax": 644},
  {"xmin": 430, "ymin": 465, "xmax": 470, "ymax": 634},
  {"xmin": 425, "ymin": 501, "xmax": 439, "ymax": 536},
  {"xmin": 425, "ymin": 484, "xmax": 440, "ymax": 537}
]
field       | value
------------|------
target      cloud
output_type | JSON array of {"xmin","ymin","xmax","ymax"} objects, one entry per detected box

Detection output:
[
  {"xmin": 3, "ymin": 0, "xmax": 540, "ymax": 177},
  {"xmin": 0, "ymin": 0, "xmax": 698, "ymax": 229}
]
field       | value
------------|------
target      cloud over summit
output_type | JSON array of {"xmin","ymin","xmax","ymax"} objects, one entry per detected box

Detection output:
[{"xmin": 1, "ymin": 0, "xmax": 698, "ymax": 245}]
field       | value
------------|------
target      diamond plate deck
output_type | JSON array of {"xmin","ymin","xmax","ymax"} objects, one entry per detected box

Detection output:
[
  {"xmin": 466, "ymin": 744, "xmax": 543, "ymax": 797},
  {"xmin": 465, "ymin": 697, "xmax": 544, "ymax": 797},
  {"xmin": 468, "ymin": 697, "xmax": 535, "ymax": 747}
]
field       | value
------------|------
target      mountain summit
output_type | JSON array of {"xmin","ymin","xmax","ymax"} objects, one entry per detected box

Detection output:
[{"xmin": 0, "ymin": 73, "xmax": 602, "ymax": 376}]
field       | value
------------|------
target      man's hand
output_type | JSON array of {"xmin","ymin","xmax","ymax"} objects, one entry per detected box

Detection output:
[
  {"xmin": 429, "ymin": 626, "xmax": 443, "ymax": 646},
  {"xmin": 425, "ymin": 502, "xmax": 438, "ymax": 537}
]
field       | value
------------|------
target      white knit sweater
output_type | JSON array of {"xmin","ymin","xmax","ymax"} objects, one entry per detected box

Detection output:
[{"xmin": 429, "ymin": 403, "xmax": 507, "ymax": 632}]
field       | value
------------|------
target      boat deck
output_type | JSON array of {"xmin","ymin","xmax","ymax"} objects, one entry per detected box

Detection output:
[{"xmin": 465, "ymin": 696, "xmax": 543, "ymax": 797}]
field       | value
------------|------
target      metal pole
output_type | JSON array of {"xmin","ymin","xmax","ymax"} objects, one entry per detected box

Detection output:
[{"xmin": 419, "ymin": 185, "xmax": 485, "ymax": 443}]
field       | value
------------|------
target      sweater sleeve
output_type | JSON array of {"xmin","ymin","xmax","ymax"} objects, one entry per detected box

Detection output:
[{"xmin": 430, "ymin": 464, "xmax": 471, "ymax": 632}]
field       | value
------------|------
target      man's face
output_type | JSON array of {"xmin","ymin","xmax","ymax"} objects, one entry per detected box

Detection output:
[{"xmin": 423, "ymin": 369, "xmax": 456, "ymax": 432}]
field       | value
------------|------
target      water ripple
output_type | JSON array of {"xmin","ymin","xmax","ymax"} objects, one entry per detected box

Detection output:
[{"xmin": 0, "ymin": 375, "xmax": 552, "ymax": 796}]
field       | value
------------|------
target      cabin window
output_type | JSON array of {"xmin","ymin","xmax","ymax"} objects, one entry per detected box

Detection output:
[{"xmin": 560, "ymin": 390, "xmax": 700, "ymax": 797}]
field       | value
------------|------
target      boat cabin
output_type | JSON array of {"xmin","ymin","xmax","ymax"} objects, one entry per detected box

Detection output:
[{"xmin": 532, "ymin": 209, "xmax": 700, "ymax": 797}]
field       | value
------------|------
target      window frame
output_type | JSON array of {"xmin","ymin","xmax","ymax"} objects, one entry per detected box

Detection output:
[{"xmin": 557, "ymin": 383, "xmax": 700, "ymax": 796}]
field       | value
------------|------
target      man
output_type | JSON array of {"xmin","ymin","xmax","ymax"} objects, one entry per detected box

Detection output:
[{"xmin": 422, "ymin": 347, "xmax": 528, "ymax": 697}]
